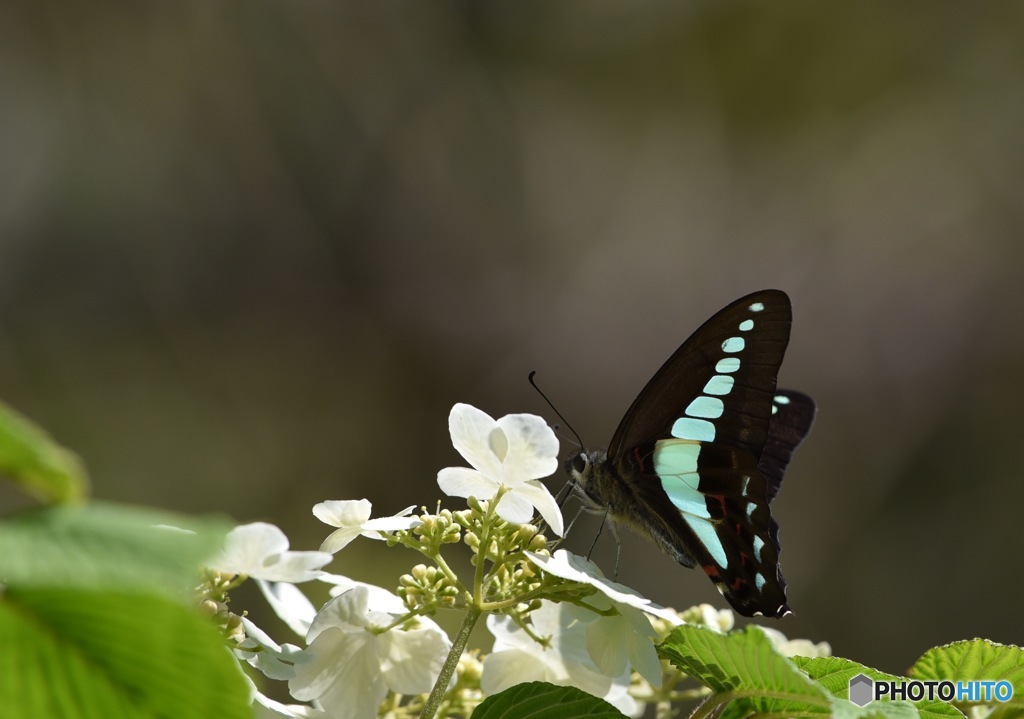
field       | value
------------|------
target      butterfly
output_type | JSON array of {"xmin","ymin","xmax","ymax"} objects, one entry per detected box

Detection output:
[{"xmin": 565, "ymin": 289, "xmax": 815, "ymax": 617}]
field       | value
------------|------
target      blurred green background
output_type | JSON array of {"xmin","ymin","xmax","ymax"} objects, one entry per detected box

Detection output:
[{"xmin": 2, "ymin": 1, "xmax": 1022, "ymax": 675}]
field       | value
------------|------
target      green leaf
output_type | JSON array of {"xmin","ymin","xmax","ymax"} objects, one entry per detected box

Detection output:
[
  {"xmin": 470, "ymin": 681, "xmax": 627, "ymax": 719},
  {"xmin": 661, "ymin": 625, "xmax": 937, "ymax": 719},
  {"xmin": 796, "ymin": 656, "xmax": 963, "ymax": 719},
  {"xmin": 910, "ymin": 640, "xmax": 1024, "ymax": 717},
  {"xmin": 0, "ymin": 588, "xmax": 251, "ymax": 719},
  {"xmin": 0, "ymin": 400, "xmax": 88, "ymax": 504},
  {"xmin": 660, "ymin": 624, "xmax": 832, "ymax": 717},
  {"xmin": 0, "ymin": 503, "xmax": 229, "ymax": 593}
]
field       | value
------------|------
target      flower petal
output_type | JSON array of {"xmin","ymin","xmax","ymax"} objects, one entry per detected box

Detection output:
[
  {"xmin": 210, "ymin": 522, "xmax": 290, "ymax": 576},
  {"xmin": 318, "ymin": 526, "xmax": 361, "ymax": 554},
  {"xmin": 289, "ymin": 626, "xmax": 386, "ymax": 719},
  {"xmin": 529, "ymin": 550, "xmax": 673, "ymax": 615},
  {"xmin": 256, "ymin": 549, "xmax": 332, "ymax": 583},
  {"xmin": 312, "ymin": 499, "xmax": 372, "ymax": 528},
  {"xmin": 495, "ymin": 413, "xmax": 560, "ymax": 483},
  {"xmin": 585, "ymin": 607, "xmax": 660, "ymax": 687},
  {"xmin": 437, "ymin": 466, "xmax": 496, "ymax": 499},
  {"xmin": 307, "ymin": 587, "xmax": 371, "ymax": 641},
  {"xmin": 603, "ymin": 677, "xmax": 643, "ymax": 719},
  {"xmin": 318, "ymin": 574, "xmax": 407, "ymax": 614},
  {"xmin": 493, "ymin": 490, "xmax": 535, "ymax": 525},
  {"xmin": 448, "ymin": 403, "xmax": 503, "ymax": 478},
  {"xmin": 697, "ymin": 603, "xmax": 734, "ymax": 633},
  {"xmin": 251, "ymin": 688, "xmax": 329, "ymax": 718},
  {"xmin": 379, "ymin": 624, "xmax": 452, "ymax": 694},
  {"xmin": 585, "ymin": 614, "xmax": 630, "ymax": 678},
  {"xmin": 486, "ymin": 613, "xmax": 531, "ymax": 652},
  {"xmin": 626, "ymin": 628, "xmax": 663, "ymax": 687},
  {"xmin": 361, "ymin": 510, "xmax": 421, "ymax": 537},
  {"xmin": 481, "ymin": 647, "xmax": 555, "ymax": 695},
  {"xmin": 237, "ymin": 616, "xmax": 307, "ymax": 680},
  {"xmin": 512, "ymin": 480, "xmax": 564, "ymax": 536},
  {"xmin": 257, "ymin": 580, "xmax": 316, "ymax": 637}
]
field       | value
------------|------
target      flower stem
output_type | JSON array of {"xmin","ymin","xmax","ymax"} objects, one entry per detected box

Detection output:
[
  {"xmin": 474, "ymin": 491, "xmax": 504, "ymax": 598},
  {"xmin": 655, "ymin": 699, "xmax": 677, "ymax": 719},
  {"xmin": 419, "ymin": 604, "xmax": 482, "ymax": 719}
]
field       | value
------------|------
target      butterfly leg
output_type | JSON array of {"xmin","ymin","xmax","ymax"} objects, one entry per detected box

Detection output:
[
  {"xmin": 563, "ymin": 505, "xmax": 587, "ymax": 540},
  {"xmin": 555, "ymin": 479, "xmax": 575, "ymax": 506},
  {"xmin": 609, "ymin": 521, "xmax": 622, "ymax": 578},
  {"xmin": 587, "ymin": 509, "xmax": 609, "ymax": 559},
  {"xmin": 533, "ymin": 481, "xmax": 579, "ymax": 540}
]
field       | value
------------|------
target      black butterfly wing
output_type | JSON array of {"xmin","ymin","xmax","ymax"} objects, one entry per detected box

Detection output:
[
  {"xmin": 606, "ymin": 289, "xmax": 799, "ymax": 617},
  {"xmin": 761, "ymin": 390, "xmax": 816, "ymax": 504},
  {"xmin": 624, "ymin": 439, "xmax": 790, "ymax": 617},
  {"xmin": 608, "ymin": 289, "xmax": 793, "ymax": 461}
]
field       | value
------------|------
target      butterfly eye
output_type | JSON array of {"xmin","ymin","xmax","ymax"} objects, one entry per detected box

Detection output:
[{"xmin": 571, "ymin": 454, "xmax": 588, "ymax": 475}]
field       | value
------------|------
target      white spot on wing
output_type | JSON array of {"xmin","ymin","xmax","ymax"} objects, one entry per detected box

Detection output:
[
  {"xmin": 672, "ymin": 417, "xmax": 716, "ymax": 442},
  {"xmin": 661, "ymin": 472, "xmax": 711, "ymax": 520},
  {"xmin": 722, "ymin": 337, "xmax": 745, "ymax": 353},
  {"xmin": 703, "ymin": 375, "xmax": 735, "ymax": 396},
  {"xmin": 739, "ymin": 319, "xmax": 754, "ymax": 331},
  {"xmin": 715, "ymin": 357, "xmax": 741, "ymax": 373},
  {"xmin": 753, "ymin": 535, "xmax": 765, "ymax": 561},
  {"xmin": 654, "ymin": 440, "xmax": 701, "ymax": 476},
  {"xmin": 685, "ymin": 396, "xmax": 724, "ymax": 419},
  {"xmin": 749, "ymin": 302, "xmax": 765, "ymax": 312},
  {"xmin": 685, "ymin": 516, "xmax": 728, "ymax": 567}
]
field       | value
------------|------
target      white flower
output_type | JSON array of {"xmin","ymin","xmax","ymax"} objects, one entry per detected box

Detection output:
[
  {"xmin": 527, "ymin": 550, "xmax": 682, "ymax": 625},
  {"xmin": 289, "ymin": 585, "xmax": 451, "ymax": 719},
  {"xmin": 437, "ymin": 403, "xmax": 564, "ymax": 536},
  {"xmin": 235, "ymin": 616, "xmax": 307, "ymax": 681},
  {"xmin": 484, "ymin": 600, "xmax": 644, "ymax": 712},
  {"xmin": 694, "ymin": 603, "xmax": 735, "ymax": 633},
  {"xmin": 318, "ymin": 573, "xmax": 407, "ymax": 612},
  {"xmin": 483, "ymin": 600, "xmax": 612, "ymax": 699},
  {"xmin": 758, "ymin": 626, "xmax": 832, "ymax": 658},
  {"xmin": 582, "ymin": 594, "xmax": 662, "ymax": 688},
  {"xmin": 209, "ymin": 523, "xmax": 332, "ymax": 582},
  {"xmin": 258, "ymin": 580, "xmax": 318, "ymax": 638},
  {"xmin": 313, "ymin": 499, "xmax": 420, "ymax": 554},
  {"xmin": 527, "ymin": 551, "xmax": 668, "ymax": 686},
  {"xmin": 604, "ymin": 676, "xmax": 644, "ymax": 718},
  {"xmin": 251, "ymin": 685, "xmax": 328, "ymax": 719}
]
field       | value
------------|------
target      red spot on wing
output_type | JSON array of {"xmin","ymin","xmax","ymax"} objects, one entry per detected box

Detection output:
[{"xmin": 704, "ymin": 493, "xmax": 728, "ymax": 517}]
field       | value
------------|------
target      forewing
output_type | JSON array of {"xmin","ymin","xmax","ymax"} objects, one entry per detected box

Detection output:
[{"xmin": 608, "ymin": 290, "xmax": 792, "ymax": 462}]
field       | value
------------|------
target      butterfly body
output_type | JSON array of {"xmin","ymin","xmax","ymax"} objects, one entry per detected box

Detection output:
[
  {"xmin": 565, "ymin": 290, "xmax": 814, "ymax": 618},
  {"xmin": 568, "ymin": 449, "xmax": 700, "ymax": 569}
]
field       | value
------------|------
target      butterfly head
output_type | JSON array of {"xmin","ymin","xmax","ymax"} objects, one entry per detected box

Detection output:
[
  {"xmin": 564, "ymin": 451, "xmax": 589, "ymax": 479},
  {"xmin": 564, "ymin": 449, "xmax": 625, "ymax": 513},
  {"xmin": 564, "ymin": 450, "xmax": 600, "ymax": 486}
]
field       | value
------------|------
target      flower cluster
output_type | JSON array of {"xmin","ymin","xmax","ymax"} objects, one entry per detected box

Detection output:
[{"xmin": 198, "ymin": 402, "xmax": 829, "ymax": 719}]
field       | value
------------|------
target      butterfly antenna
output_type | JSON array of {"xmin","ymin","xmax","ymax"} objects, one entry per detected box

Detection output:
[{"xmin": 528, "ymin": 371, "xmax": 585, "ymax": 449}]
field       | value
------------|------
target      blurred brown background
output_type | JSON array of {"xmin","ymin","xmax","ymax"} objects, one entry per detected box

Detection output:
[{"xmin": 2, "ymin": 1, "xmax": 1022, "ymax": 675}]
